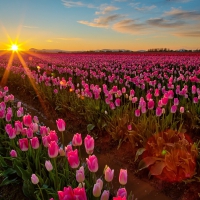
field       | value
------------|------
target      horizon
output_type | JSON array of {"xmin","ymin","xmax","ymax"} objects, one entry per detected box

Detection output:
[{"xmin": 0, "ymin": 0, "xmax": 199, "ymax": 51}]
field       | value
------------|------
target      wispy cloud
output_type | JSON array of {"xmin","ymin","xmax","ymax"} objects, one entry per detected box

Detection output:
[
  {"xmin": 112, "ymin": 19, "xmax": 146, "ymax": 34},
  {"xmin": 147, "ymin": 18, "xmax": 185, "ymax": 28},
  {"xmin": 135, "ymin": 5, "xmax": 157, "ymax": 11},
  {"xmin": 173, "ymin": 30, "xmax": 200, "ymax": 37},
  {"xmin": 78, "ymin": 14, "xmax": 123, "ymax": 28},
  {"xmin": 114, "ymin": 0, "xmax": 127, "ymax": 2},
  {"xmin": 62, "ymin": 0, "xmax": 95, "ymax": 8},
  {"xmin": 23, "ymin": 25, "xmax": 39, "ymax": 29},
  {"xmin": 166, "ymin": 0, "xmax": 192, "ymax": 3},
  {"xmin": 95, "ymin": 5, "xmax": 120, "ymax": 15},
  {"xmin": 164, "ymin": 8, "xmax": 200, "ymax": 20}
]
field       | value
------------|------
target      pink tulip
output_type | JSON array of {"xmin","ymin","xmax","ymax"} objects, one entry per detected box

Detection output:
[
  {"xmin": 101, "ymin": 190, "xmax": 109, "ymax": 200},
  {"xmin": 147, "ymin": 99, "xmax": 154, "ymax": 110},
  {"xmin": 180, "ymin": 106, "xmax": 185, "ymax": 113},
  {"xmin": 45, "ymin": 160, "xmax": 53, "ymax": 171},
  {"xmin": 84, "ymin": 134, "xmax": 94, "ymax": 154},
  {"xmin": 67, "ymin": 149, "xmax": 80, "ymax": 169},
  {"xmin": 119, "ymin": 169, "xmax": 127, "ymax": 185},
  {"xmin": 135, "ymin": 109, "xmax": 140, "ymax": 117},
  {"xmin": 30, "ymin": 123, "xmax": 38, "ymax": 133},
  {"xmin": 26, "ymin": 128, "xmax": 34, "ymax": 139},
  {"xmin": 5, "ymin": 112, "xmax": 12, "ymax": 122},
  {"xmin": 127, "ymin": 124, "xmax": 132, "ymax": 131},
  {"xmin": 30, "ymin": 137, "xmax": 40, "ymax": 149},
  {"xmin": 17, "ymin": 107, "xmax": 23, "ymax": 118},
  {"xmin": 171, "ymin": 105, "xmax": 177, "ymax": 113},
  {"xmin": 105, "ymin": 166, "xmax": 114, "ymax": 182},
  {"xmin": 115, "ymin": 98, "xmax": 121, "ymax": 107},
  {"xmin": 65, "ymin": 144, "xmax": 73, "ymax": 157},
  {"xmin": 10, "ymin": 150, "xmax": 17, "ymax": 157},
  {"xmin": 23, "ymin": 114, "xmax": 32, "ymax": 127},
  {"xmin": 19, "ymin": 138, "xmax": 29, "ymax": 151},
  {"xmin": 72, "ymin": 133, "xmax": 82, "ymax": 146},
  {"xmin": 48, "ymin": 141, "xmax": 59, "ymax": 158},
  {"xmin": 161, "ymin": 97, "xmax": 168, "ymax": 105},
  {"xmin": 15, "ymin": 121, "xmax": 23, "ymax": 134},
  {"xmin": 4, "ymin": 86, "xmax": 8, "ymax": 92},
  {"xmin": 40, "ymin": 126, "xmax": 48, "ymax": 136},
  {"xmin": 86, "ymin": 155, "xmax": 98, "ymax": 172},
  {"xmin": 156, "ymin": 107, "xmax": 162, "ymax": 117},
  {"xmin": 173, "ymin": 98, "xmax": 179, "ymax": 106},
  {"xmin": 73, "ymin": 187, "xmax": 87, "ymax": 200},
  {"xmin": 42, "ymin": 135, "xmax": 49, "ymax": 147},
  {"xmin": 193, "ymin": 97, "xmax": 198, "ymax": 103},
  {"xmin": 96, "ymin": 178, "xmax": 103, "ymax": 190},
  {"xmin": 117, "ymin": 188, "xmax": 127, "ymax": 198},
  {"xmin": 47, "ymin": 130, "xmax": 58, "ymax": 143},
  {"xmin": 93, "ymin": 182, "xmax": 101, "ymax": 197},
  {"xmin": 113, "ymin": 197, "xmax": 126, "ymax": 200},
  {"xmin": 76, "ymin": 166, "xmax": 85, "ymax": 183},
  {"xmin": 33, "ymin": 116, "xmax": 39, "ymax": 123},
  {"xmin": 17, "ymin": 101, "xmax": 21, "ymax": 108},
  {"xmin": 31, "ymin": 174, "xmax": 39, "ymax": 184},
  {"xmin": 56, "ymin": 119, "xmax": 66, "ymax": 132}
]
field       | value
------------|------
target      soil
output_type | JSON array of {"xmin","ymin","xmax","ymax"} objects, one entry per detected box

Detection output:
[{"xmin": 1, "ymin": 79, "xmax": 200, "ymax": 200}]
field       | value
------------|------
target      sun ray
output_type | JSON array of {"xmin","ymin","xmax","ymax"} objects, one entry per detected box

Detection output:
[
  {"xmin": 0, "ymin": 52, "xmax": 14, "ymax": 86},
  {"xmin": 16, "ymin": 52, "xmax": 48, "ymax": 116}
]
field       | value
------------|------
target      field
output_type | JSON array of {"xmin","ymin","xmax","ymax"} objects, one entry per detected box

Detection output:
[{"xmin": 0, "ymin": 52, "xmax": 200, "ymax": 200}]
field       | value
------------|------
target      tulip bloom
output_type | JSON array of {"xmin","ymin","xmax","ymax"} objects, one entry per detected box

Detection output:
[
  {"xmin": 19, "ymin": 138, "xmax": 29, "ymax": 151},
  {"xmin": 76, "ymin": 166, "xmax": 85, "ymax": 183},
  {"xmin": 47, "ymin": 130, "xmax": 58, "ymax": 143},
  {"xmin": 117, "ymin": 188, "xmax": 127, "ymax": 198},
  {"xmin": 15, "ymin": 121, "xmax": 23, "ymax": 134},
  {"xmin": 67, "ymin": 149, "xmax": 80, "ymax": 169},
  {"xmin": 135, "ymin": 109, "xmax": 140, "ymax": 117},
  {"xmin": 48, "ymin": 141, "xmax": 59, "ymax": 158},
  {"xmin": 84, "ymin": 135, "xmax": 94, "ymax": 154},
  {"xmin": 180, "ymin": 106, "xmax": 185, "ymax": 113},
  {"xmin": 30, "ymin": 137, "xmax": 40, "ymax": 149},
  {"xmin": 101, "ymin": 190, "xmax": 109, "ymax": 200},
  {"xmin": 23, "ymin": 114, "xmax": 32, "ymax": 127},
  {"xmin": 40, "ymin": 126, "xmax": 48, "ymax": 136},
  {"xmin": 86, "ymin": 155, "xmax": 98, "ymax": 172},
  {"xmin": 10, "ymin": 150, "xmax": 17, "ymax": 157},
  {"xmin": 156, "ymin": 107, "xmax": 162, "ymax": 117},
  {"xmin": 119, "ymin": 169, "xmax": 127, "ymax": 185},
  {"xmin": 31, "ymin": 174, "xmax": 39, "ymax": 184},
  {"xmin": 72, "ymin": 133, "xmax": 82, "ymax": 146},
  {"xmin": 65, "ymin": 144, "xmax": 73, "ymax": 157},
  {"xmin": 45, "ymin": 160, "xmax": 53, "ymax": 171},
  {"xmin": 42, "ymin": 135, "xmax": 49, "ymax": 147},
  {"xmin": 56, "ymin": 118, "xmax": 66, "ymax": 132},
  {"xmin": 104, "ymin": 166, "xmax": 114, "ymax": 182},
  {"xmin": 171, "ymin": 105, "xmax": 177, "ymax": 113},
  {"xmin": 93, "ymin": 182, "xmax": 101, "ymax": 197}
]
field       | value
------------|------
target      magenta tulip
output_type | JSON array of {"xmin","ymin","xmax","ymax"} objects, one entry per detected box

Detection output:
[
  {"xmin": 10, "ymin": 150, "xmax": 17, "ymax": 157},
  {"xmin": 72, "ymin": 133, "xmax": 82, "ymax": 146},
  {"xmin": 19, "ymin": 138, "xmax": 29, "ymax": 151},
  {"xmin": 84, "ymin": 134, "xmax": 94, "ymax": 154},
  {"xmin": 117, "ymin": 188, "xmax": 127, "ymax": 198},
  {"xmin": 23, "ymin": 114, "xmax": 32, "ymax": 127},
  {"xmin": 56, "ymin": 118, "xmax": 66, "ymax": 132},
  {"xmin": 30, "ymin": 137, "xmax": 40, "ymax": 149},
  {"xmin": 48, "ymin": 141, "xmax": 59, "ymax": 158},
  {"xmin": 67, "ymin": 149, "xmax": 80, "ymax": 169},
  {"xmin": 86, "ymin": 155, "xmax": 98, "ymax": 172}
]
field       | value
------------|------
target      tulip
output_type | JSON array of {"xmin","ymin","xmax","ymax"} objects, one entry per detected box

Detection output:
[
  {"xmin": 33, "ymin": 116, "xmax": 39, "ymax": 123},
  {"xmin": 117, "ymin": 188, "xmax": 127, "ymax": 198},
  {"xmin": 42, "ymin": 135, "xmax": 49, "ymax": 147},
  {"xmin": 45, "ymin": 160, "xmax": 53, "ymax": 171},
  {"xmin": 17, "ymin": 101, "xmax": 21, "ymax": 108},
  {"xmin": 101, "ymin": 190, "xmax": 109, "ymax": 200},
  {"xmin": 17, "ymin": 107, "xmax": 23, "ymax": 118},
  {"xmin": 40, "ymin": 126, "xmax": 48, "ymax": 136},
  {"xmin": 73, "ymin": 187, "xmax": 87, "ymax": 200},
  {"xmin": 30, "ymin": 123, "xmax": 38, "ymax": 133},
  {"xmin": 127, "ymin": 124, "xmax": 132, "ymax": 131},
  {"xmin": 65, "ymin": 144, "xmax": 73, "ymax": 157},
  {"xmin": 115, "ymin": 98, "xmax": 121, "ymax": 107},
  {"xmin": 56, "ymin": 118, "xmax": 66, "ymax": 132},
  {"xmin": 31, "ymin": 174, "xmax": 39, "ymax": 184},
  {"xmin": 67, "ymin": 149, "xmax": 80, "ymax": 169},
  {"xmin": 23, "ymin": 114, "xmax": 32, "ymax": 127},
  {"xmin": 7, "ymin": 127, "xmax": 16, "ymax": 139},
  {"xmin": 47, "ymin": 130, "xmax": 58, "ymax": 143},
  {"xmin": 10, "ymin": 150, "xmax": 17, "ymax": 157},
  {"xmin": 5, "ymin": 112, "xmax": 12, "ymax": 122},
  {"xmin": 147, "ymin": 99, "xmax": 154, "ymax": 110},
  {"xmin": 193, "ymin": 97, "xmax": 198, "ymax": 103},
  {"xmin": 72, "ymin": 133, "xmax": 82, "ymax": 146},
  {"xmin": 104, "ymin": 166, "xmax": 114, "ymax": 182},
  {"xmin": 119, "ymin": 169, "xmax": 127, "ymax": 185},
  {"xmin": 19, "ymin": 138, "xmax": 29, "ymax": 151},
  {"xmin": 76, "ymin": 166, "xmax": 85, "ymax": 183},
  {"xmin": 48, "ymin": 141, "xmax": 59, "ymax": 158},
  {"xmin": 84, "ymin": 134, "xmax": 94, "ymax": 154},
  {"xmin": 96, "ymin": 178, "xmax": 103, "ymax": 191},
  {"xmin": 171, "ymin": 105, "xmax": 177, "ymax": 113},
  {"xmin": 93, "ymin": 182, "xmax": 101, "ymax": 197},
  {"xmin": 86, "ymin": 155, "xmax": 98, "ymax": 172},
  {"xmin": 135, "ymin": 109, "xmax": 140, "ymax": 117},
  {"xmin": 30, "ymin": 137, "xmax": 40, "ymax": 149},
  {"xmin": 15, "ymin": 121, "xmax": 23, "ymax": 134},
  {"xmin": 180, "ymin": 106, "xmax": 185, "ymax": 113},
  {"xmin": 26, "ymin": 128, "xmax": 34, "ymax": 138},
  {"xmin": 156, "ymin": 107, "xmax": 162, "ymax": 117}
]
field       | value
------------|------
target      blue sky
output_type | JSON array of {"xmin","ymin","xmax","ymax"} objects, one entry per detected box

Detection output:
[{"xmin": 0, "ymin": 0, "xmax": 199, "ymax": 51}]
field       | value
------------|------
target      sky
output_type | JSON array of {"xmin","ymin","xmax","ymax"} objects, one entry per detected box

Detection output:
[{"xmin": 0, "ymin": 0, "xmax": 200, "ymax": 51}]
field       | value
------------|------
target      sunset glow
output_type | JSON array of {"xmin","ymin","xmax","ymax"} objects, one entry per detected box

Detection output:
[{"xmin": 11, "ymin": 44, "xmax": 18, "ymax": 51}]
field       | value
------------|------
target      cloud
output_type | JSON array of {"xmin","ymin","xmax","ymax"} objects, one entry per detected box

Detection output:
[
  {"xmin": 95, "ymin": 5, "xmax": 120, "ymax": 15},
  {"xmin": 173, "ymin": 31, "xmax": 200, "ymax": 37},
  {"xmin": 62, "ymin": 0, "xmax": 95, "ymax": 8},
  {"xmin": 129, "ymin": 2, "xmax": 140, "ymax": 7},
  {"xmin": 114, "ymin": 0, "xmax": 127, "ymax": 2},
  {"xmin": 112, "ymin": 19, "xmax": 146, "ymax": 34},
  {"xmin": 164, "ymin": 8, "xmax": 200, "ymax": 20},
  {"xmin": 135, "ymin": 5, "xmax": 156, "ymax": 11},
  {"xmin": 147, "ymin": 18, "xmax": 185, "ymax": 28},
  {"xmin": 78, "ymin": 14, "xmax": 123, "ymax": 28},
  {"xmin": 23, "ymin": 25, "xmax": 39, "ymax": 29},
  {"xmin": 166, "ymin": 0, "xmax": 192, "ymax": 3},
  {"xmin": 46, "ymin": 40, "xmax": 53, "ymax": 43}
]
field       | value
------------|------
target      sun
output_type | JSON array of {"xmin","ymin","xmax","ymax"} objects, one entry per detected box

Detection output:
[{"xmin": 11, "ymin": 44, "xmax": 18, "ymax": 51}]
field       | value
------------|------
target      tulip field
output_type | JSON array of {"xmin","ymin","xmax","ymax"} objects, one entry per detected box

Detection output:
[{"xmin": 0, "ymin": 52, "xmax": 200, "ymax": 199}]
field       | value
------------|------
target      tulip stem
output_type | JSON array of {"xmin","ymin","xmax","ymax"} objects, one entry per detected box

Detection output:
[
  {"xmin": 53, "ymin": 158, "xmax": 58, "ymax": 190},
  {"xmin": 37, "ymin": 183, "xmax": 44, "ymax": 200}
]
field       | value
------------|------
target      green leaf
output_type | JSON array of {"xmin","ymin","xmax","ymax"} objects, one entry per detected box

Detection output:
[
  {"xmin": 87, "ymin": 124, "xmax": 95, "ymax": 133},
  {"xmin": 16, "ymin": 166, "xmax": 32, "ymax": 181},
  {"xmin": 138, "ymin": 157, "xmax": 157, "ymax": 171},
  {"xmin": 134, "ymin": 148, "xmax": 146, "ymax": 162},
  {"xmin": 0, "ymin": 156, "xmax": 8, "ymax": 168},
  {"xmin": 150, "ymin": 161, "xmax": 166, "ymax": 175},
  {"xmin": 22, "ymin": 180, "xmax": 36, "ymax": 200}
]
